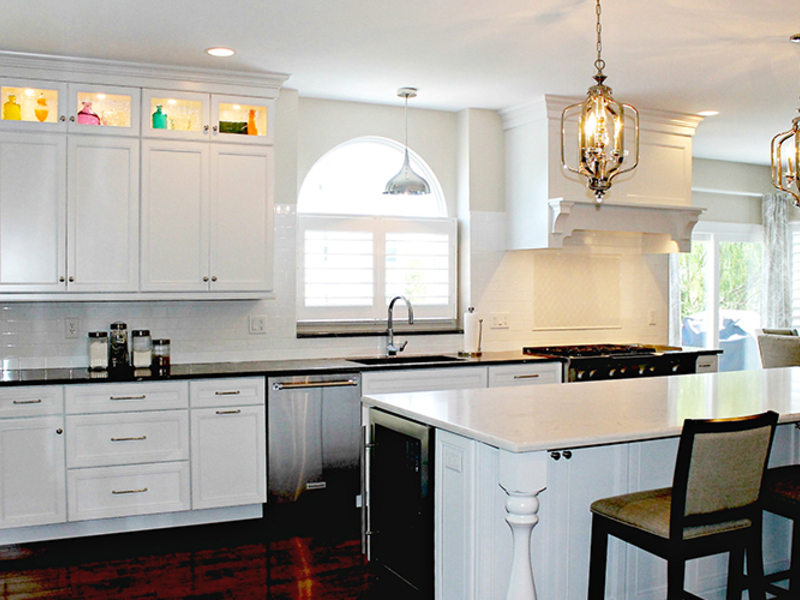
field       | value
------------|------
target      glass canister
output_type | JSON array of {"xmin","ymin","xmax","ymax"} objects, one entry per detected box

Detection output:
[
  {"xmin": 88, "ymin": 331, "xmax": 108, "ymax": 371},
  {"xmin": 132, "ymin": 330, "xmax": 153, "ymax": 368},
  {"xmin": 153, "ymin": 338, "xmax": 171, "ymax": 369},
  {"xmin": 109, "ymin": 321, "xmax": 129, "ymax": 369}
]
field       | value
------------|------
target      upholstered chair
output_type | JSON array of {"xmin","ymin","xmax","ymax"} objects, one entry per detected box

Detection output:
[
  {"xmin": 588, "ymin": 411, "xmax": 779, "ymax": 600},
  {"xmin": 756, "ymin": 333, "xmax": 800, "ymax": 368}
]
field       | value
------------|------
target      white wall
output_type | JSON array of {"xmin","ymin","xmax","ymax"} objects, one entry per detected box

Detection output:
[
  {"xmin": 0, "ymin": 97, "xmax": 761, "ymax": 369},
  {"xmin": 691, "ymin": 157, "xmax": 771, "ymax": 224}
]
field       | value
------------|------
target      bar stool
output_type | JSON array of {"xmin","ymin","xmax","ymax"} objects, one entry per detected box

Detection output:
[
  {"xmin": 587, "ymin": 411, "xmax": 779, "ymax": 600},
  {"xmin": 761, "ymin": 465, "xmax": 800, "ymax": 597}
]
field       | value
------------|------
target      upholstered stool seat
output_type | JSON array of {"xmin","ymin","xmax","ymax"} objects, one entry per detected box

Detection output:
[
  {"xmin": 588, "ymin": 411, "xmax": 779, "ymax": 600},
  {"xmin": 761, "ymin": 465, "xmax": 800, "ymax": 597}
]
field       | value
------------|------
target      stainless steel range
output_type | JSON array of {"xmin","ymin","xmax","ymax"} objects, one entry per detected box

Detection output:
[{"xmin": 522, "ymin": 344, "xmax": 719, "ymax": 383}]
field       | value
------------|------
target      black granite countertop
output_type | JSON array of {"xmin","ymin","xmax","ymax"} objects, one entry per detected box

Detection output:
[{"xmin": 0, "ymin": 351, "xmax": 563, "ymax": 387}]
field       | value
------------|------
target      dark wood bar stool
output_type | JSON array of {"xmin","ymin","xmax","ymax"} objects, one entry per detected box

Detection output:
[
  {"xmin": 761, "ymin": 465, "xmax": 800, "ymax": 597},
  {"xmin": 588, "ymin": 411, "xmax": 779, "ymax": 600}
]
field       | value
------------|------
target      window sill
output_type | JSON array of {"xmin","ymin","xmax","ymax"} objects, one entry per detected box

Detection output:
[{"xmin": 297, "ymin": 321, "xmax": 460, "ymax": 339}]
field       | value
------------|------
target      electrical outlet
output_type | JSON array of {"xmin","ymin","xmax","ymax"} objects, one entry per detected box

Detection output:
[
  {"xmin": 65, "ymin": 318, "xmax": 80, "ymax": 339},
  {"xmin": 248, "ymin": 315, "xmax": 268, "ymax": 334},
  {"xmin": 648, "ymin": 309, "xmax": 657, "ymax": 326},
  {"xmin": 491, "ymin": 312, "xmax": 509, "ymax": 329}
]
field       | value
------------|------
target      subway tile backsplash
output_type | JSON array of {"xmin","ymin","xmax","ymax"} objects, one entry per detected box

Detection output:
[{"xmin": 0, "ymin": 206, "xmax": 669, "ymax": 369}]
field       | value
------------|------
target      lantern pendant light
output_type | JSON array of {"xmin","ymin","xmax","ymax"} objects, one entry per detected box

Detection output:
[
  {"xmin": 771, "ymin": 34, "xmax": 800, "ymax": 207},
  {"xmin": 384, "ymin": 87, "xmax": 431, "ymax": 195},
  {"xmin": 561, "ymin": 0, "xmax": 639, "ymax": 203}
]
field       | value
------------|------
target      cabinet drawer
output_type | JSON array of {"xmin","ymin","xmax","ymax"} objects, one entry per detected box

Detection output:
[
  {"xmin": 487, "ymin": 362, "xmax": 563, "ymax": 387},
  {"xmin": 189, "ymin": 377, "xmax": 265, "ymax": 408},
  {"xmin": 66, "ymin": 410, "xmax": 189, "ymax": 468},
  {"xmin": 362, "ymin": 366, "xmax": 487, "ymax": 395},
  {"xmin": 65, "ymin": 381, "xmax": 188, "ymax": 414},
  {"xmin": 67, "ymin": 461, "xmax": 190, "ymax": 521},
  {"xmin": 0, "ymin": 386, "xmax": 63, "ymax": 417}
]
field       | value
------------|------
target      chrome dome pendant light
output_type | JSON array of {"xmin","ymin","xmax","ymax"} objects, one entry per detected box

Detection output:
[
  {"xmin": 771, "ymin": 34, "xmax": 800, "ymax": 207},
  {"xmin": 384, "ymin": 87, "xmax": 431, "ymax": 195},
  {"xmin": 561, "ymin": 0, "xmax": 639, "ymax": 203}
]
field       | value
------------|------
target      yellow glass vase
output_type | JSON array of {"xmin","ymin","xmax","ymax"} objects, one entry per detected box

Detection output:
[
  {"xmin": 34, "ymin": 95, "xmax": 49, "ymax": 122},
  {"xmin": 3, "ymin": 95, "xmax": 21, "ymax": 121}
]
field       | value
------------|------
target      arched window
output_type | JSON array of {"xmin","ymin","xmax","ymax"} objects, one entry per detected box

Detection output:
[{"xmin": 297, "ymin": 137, "xmax": 456, "ymax": 327}]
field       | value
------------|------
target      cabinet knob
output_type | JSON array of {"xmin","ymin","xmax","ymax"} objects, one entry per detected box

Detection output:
[
  {"xmin": 69, "ymin": 116, "xmax": 76, "ymax": 122},
  {"xmin": 68, "ymin": 276, "xmax": 75, "ymax": 283},
  {"xmin": 550, "ymin": 451, "xmax": 561, "ymax": 461},
  {"xmin": 562, "ymin": 450, "xmax": 572, "ymax": 460},
  {"xmin": 212, "ymin": 125, "xmax": 219, "ymax": 133},
  {"xmin": 211, "ymin": 275, "xmax": 218, "ymax": 282},
  {"xmin": 203, "ymin": 276, "xmax": 209, "ymax": 282},
  {"xmin": 59, "ymin": 276, "xmax": 65, "ymax": 283},
  {"xmin": 203, "ymin": 125, "xmax": 209, "ymax": 133},
  {"xmin": 56, "ymin": 428, "xmax": 63, "ymax": 435},
  {"xmin": 59, "ymin": 115, "xmax": 66, "ymax": 122}
]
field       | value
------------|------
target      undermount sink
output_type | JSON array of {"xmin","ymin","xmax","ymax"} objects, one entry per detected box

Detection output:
[{"xmin": 347, "ymin": 354, "xmax": 466, "ymax": 366}]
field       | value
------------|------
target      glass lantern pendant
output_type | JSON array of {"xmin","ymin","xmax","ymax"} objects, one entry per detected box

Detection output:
[
  {"xmin": 771, "ymin": 35, "xmax": 800, "ymax": 207},
  {"xmin": 385, "ymin": 88, "xmax": 431, "ymax": 195},
  {"xmin": 561, "ymin": 0, "xmax": 639, "ymax": 203}
]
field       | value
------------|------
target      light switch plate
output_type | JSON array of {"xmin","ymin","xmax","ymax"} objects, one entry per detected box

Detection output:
[
  {"xmin": 65, "ymin": 318, "xmax": 80, "ymax": 339},
  {"xmin": 248, "ymin": 315, "xmax": 268, "ymax": 334}
]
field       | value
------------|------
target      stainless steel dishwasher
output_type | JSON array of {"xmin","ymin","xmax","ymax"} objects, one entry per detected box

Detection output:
[{"xmin": 267, "ymin": 373, "xmax": 362, "ymax": 534}]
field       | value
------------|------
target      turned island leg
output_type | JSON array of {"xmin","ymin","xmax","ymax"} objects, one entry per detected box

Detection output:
[{"xmin": 499, "ymin": 451, "xmax": 549, "ymax": 600}]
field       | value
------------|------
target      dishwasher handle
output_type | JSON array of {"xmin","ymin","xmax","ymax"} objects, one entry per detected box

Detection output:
[{"xmin": 272, "ymin": 378, "xmax": 359, "ymax": 391}]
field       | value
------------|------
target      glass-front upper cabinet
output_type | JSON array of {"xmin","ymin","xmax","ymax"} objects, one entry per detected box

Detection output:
[
  {"xmin": 141, "ymin": 89, "xmax": 274, "ymax": 144},
  {"xmin": 67, "ymin": 84, "xmax": 140, "ymax": 136},
  {"xmin": 0, "ymin": 79, "xmax": 68, "ymax": 132},
  {"xmin": 211, "ymin": 95, "xmax": 274, "ymax": 145},
  {"xmin": 1, "ymin": 79, "xmax": 140, "ymax": 136}
]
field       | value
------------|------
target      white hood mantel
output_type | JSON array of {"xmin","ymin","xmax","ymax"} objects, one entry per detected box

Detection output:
[
  {"xmin": 501, "ymin": 95, "xmax": 705, "ymax": 253},
  {"xmin": 548, "ymin": 199, "xmax": 704, "ymax": 253}
]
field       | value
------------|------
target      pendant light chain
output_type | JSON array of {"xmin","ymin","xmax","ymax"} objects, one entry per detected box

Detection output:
[{"xmin": 594, "ymin": 0, "xmax": 605, "ymax": 76}]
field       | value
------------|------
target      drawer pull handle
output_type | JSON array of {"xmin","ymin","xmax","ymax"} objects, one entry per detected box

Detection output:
[
  {"xmin": 273, "ymin": 378, "xmax": 358, "ymax": 390},
  {"xmin": 513, "ymin": 374, "xmax": 540, "ymax": 379},
  {"xmin": 12, "ymin": 399, "xmax": 43, "ymax": 404},
  {"xmin": 109, "ymin": 395, "xmax": 147, "ymax": 401},
  {"xmin": 216, "ymin": 409, "xmax": 241, "ymax": 415},
  {"xmin": 214, "ymin": 390, "xmax": 241, "ymax": 396},
  {"xmin": 111, "ymin": 435, "xmax": 147, "ymax": 442},
  {"xmin": 112, "ymin": 487, "xmax": 148, "ymax": 495}
]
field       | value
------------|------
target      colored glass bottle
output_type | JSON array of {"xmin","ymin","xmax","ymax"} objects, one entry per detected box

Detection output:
[
  {"xmin": 3, "ymin": 95, "xmax": 21, "ymax": 121},
  {"xmin": 34, "ymin": 95, "xmax": 49, "ymax": 122},
  {"xmin": 152, "ymin": 105, "xmax": 167, "ymax": 129},
  {"xmin": 77, "ymin": 101, "xmax": 100, "ymax": 125},
  {"xmin": 247, "ymin": 109, "xmax": 258, "ymax": 136}
]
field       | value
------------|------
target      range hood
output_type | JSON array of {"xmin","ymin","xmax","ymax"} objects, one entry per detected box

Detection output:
[{"xmin": 500, "ymin": 95, "xmax": 705, "ymax": 253}]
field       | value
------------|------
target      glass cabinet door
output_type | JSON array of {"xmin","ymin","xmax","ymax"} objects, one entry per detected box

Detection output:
[
  {"xmin": 141, "ymin": 89, "xmax": 210, "ymax": 141},
  {"xmin": 67, "ymin": 84, "xmax": 141, "ymax": 136},
  {"xmin": 211, "ymin": 95, "xmax": 275, "ymax": 145},
  {"xmin": 0, "ymin": 79, "xmax": 68, "ymax": 132}
]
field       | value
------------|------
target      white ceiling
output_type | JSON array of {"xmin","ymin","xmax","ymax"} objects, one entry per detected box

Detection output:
[{"xmin": 3, "ymin": 0, "xmax": 798, "ymax": 165}]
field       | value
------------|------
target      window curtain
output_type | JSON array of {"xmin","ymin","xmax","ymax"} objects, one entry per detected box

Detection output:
[
  {"xmin": 762, "ymin": 192, "xmax": 793, "ymax": 328},
  {"xmin": 668, "ymin": 253, "xmax": 682, "ymax": 346}
]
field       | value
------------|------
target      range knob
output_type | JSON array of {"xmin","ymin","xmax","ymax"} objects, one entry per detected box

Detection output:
[
  {"xmin": 589, "ymin": 369, "xmax": 597, "ymax": 379},
  {"xmin": 609, "ymin": 368, "xmax": 616, "ymax": 377},
  {"xmin": 576, "ymin": 370, "xmax": 585, "ymax": 380}
]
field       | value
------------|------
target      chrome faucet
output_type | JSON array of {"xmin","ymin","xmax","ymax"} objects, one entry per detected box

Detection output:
[{"xmin": 387, "ymin": 295, "xmax": 414, "ymax": 356}]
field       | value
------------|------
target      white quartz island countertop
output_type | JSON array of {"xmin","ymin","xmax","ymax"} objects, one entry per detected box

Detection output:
[{"xmin": 363, "ymin": 366, "xmax": 800, "ymax": 453}]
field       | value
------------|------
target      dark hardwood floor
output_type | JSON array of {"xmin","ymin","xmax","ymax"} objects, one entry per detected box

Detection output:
[{"xmin": 0, "ymin": 505, "xmax": 384, "ymax": 599}]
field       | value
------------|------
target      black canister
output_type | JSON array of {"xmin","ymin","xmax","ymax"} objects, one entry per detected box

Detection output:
[{"xmin": 109, "ymin": 321, "xmax": 130, "ymax": 369}]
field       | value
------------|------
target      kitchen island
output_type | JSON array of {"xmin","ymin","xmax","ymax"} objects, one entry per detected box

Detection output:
[{"xmin": 363, "ymin": 367, "xmax": 800, "ymax": 600}]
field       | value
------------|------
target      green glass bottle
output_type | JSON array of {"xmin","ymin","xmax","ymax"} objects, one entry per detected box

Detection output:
[{"xmin": 152, "ymin": 105, "xmax": 167, "ymax": 129}]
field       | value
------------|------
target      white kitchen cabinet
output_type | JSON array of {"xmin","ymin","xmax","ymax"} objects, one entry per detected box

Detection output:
[
  {"xmin": 487, "ymin": 362, "xmax": 562, "ymax": 387},
  {"xmin": 141, "ymin": 89, "xmax": 275, "ymax": 145},
  {"xmin": 0, "ymin": 385, "xmax": 66, "ymax": 530},
  {"xmin": 140, "ymin": 139, "xmax": 274, "ymax": 292},
  {"xmin": 65, "ymin": 381, "xmax": 189, "ymax": 414},
  {"xmin": 362, "ymin": 366, "xmax": 488, "ymax": 395},
  {"xmin": 0, "ymin": 415, "xmax": 66, "ymax": 529},
  {"xmin": 66, "ymin": 135, "xmax": 139, "ymax": 291},
  {"xmin": 0, "ymin": 132, "xmax": 66, "ymax": 291},
  {"xmin": 189, "ymin": 378, "xmax": 266, "ymax": 510}
]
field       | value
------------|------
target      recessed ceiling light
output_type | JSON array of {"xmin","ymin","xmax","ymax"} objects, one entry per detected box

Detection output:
[
  {"xmin": 697, "ymin": 110, "xmax": 720, "ymax": 117},
  {"xmin": 206, "ymin": 47, "xmax": 235, "ymax": 57}
]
